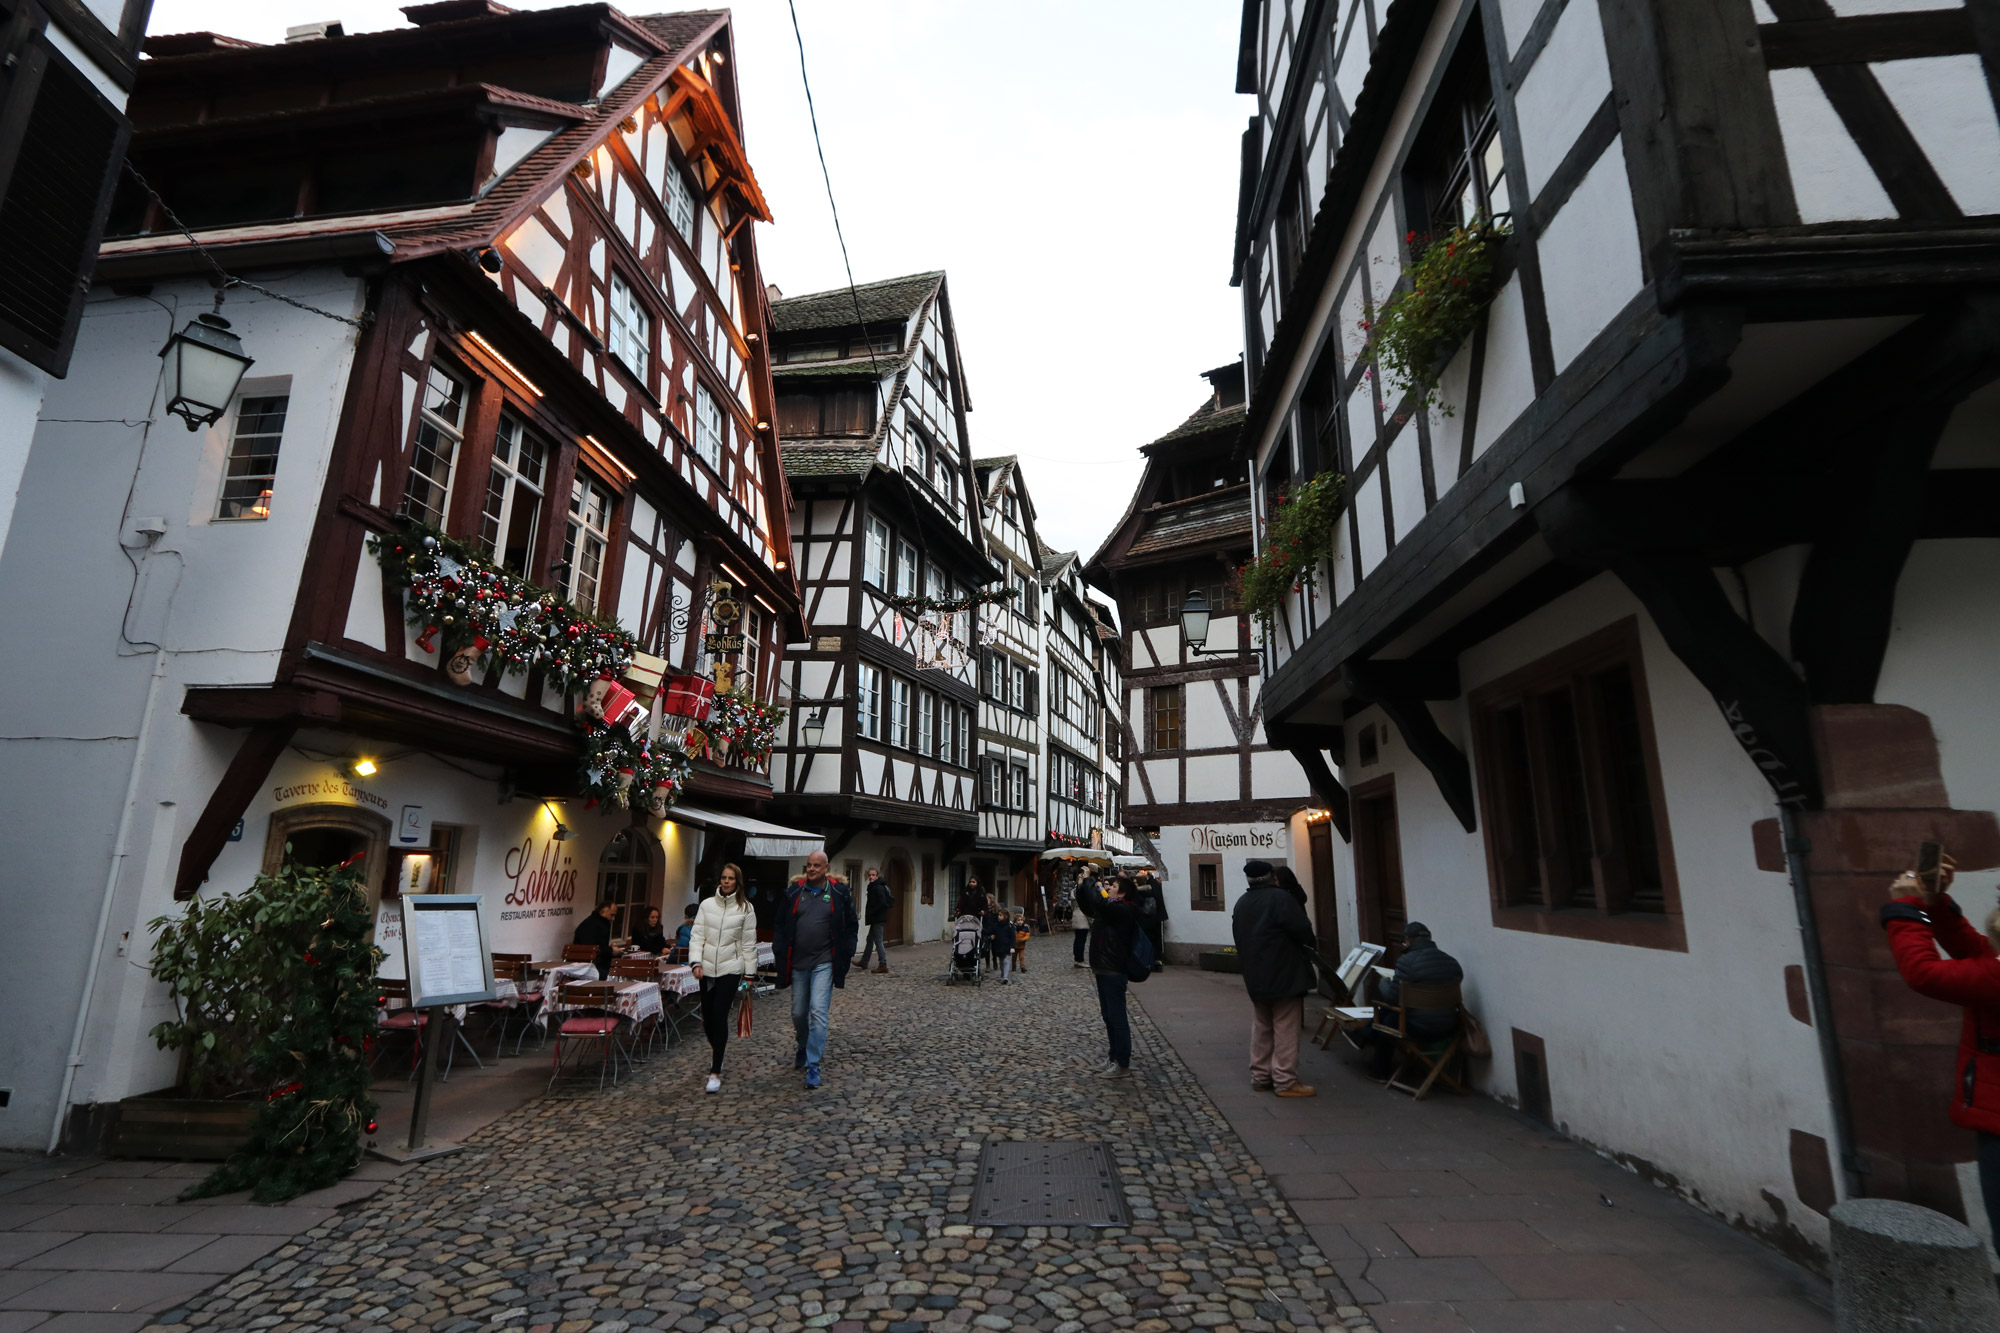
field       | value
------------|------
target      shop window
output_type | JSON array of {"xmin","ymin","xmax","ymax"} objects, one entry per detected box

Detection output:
[
  {"xmin": 1469, "ymin": 618, "xmax": 1682, "ymax": 949},
  {"xmin": 215, "ymin": 395, "xmax": 288, "ymax": 520},
  {"xmin": 479, "ymin": 410, "xmax": 548, "ymax": 575},
  {"xmin": 400, "ymin": 362, "xmax": 467, "ymax": 529},
  {"xmin": 1190, "ymin": 854, "xmax": 1224, "ymax": 912},
  {"xmin": 598, "ymin": 827, "xmax": 651, "ymax": 938}
]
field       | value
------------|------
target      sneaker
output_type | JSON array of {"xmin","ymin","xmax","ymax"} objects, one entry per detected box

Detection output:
[
  {"xmin": 1276, "ymin": 1085, "xmax": 1317, "ymax": 1098},
  {"xmin": 1096, "ymin": 1064, "xmax": 1132, "ymax": 1081},
  {"xmin": 805, "ymin": 1064, "xmax": 821, "ymax": 1090},
  {"xmin": 1073, "ymin": 961, "xmax": 1087, "ymax": 969},
  {"xmin": 1251, "ymin": 1081, "xmax": 1274, "ymax": 1092},
  {"xmin": 795, "ymin": 1048, "xmax": 807, "ymax": 1070},
  {"xmin": 705, "ymin": 1074, "xmax": 721, "ymax": 1094}
]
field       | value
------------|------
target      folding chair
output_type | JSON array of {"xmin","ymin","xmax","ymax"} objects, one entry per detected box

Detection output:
[
  {"xmin": 549, "ymin": 981, "xmax": 624, "ymax": 1091},
  {"xmin": 1377, "ymin": 980, "xmax": 1468, "ymax": 1100},
  {"xmin": 1311, "ymin": 943, "xmax": 1385, "ymax": 1048}
]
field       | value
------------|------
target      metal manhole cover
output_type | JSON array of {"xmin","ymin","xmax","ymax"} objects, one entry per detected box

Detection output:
[{"xmin": 971, "ymin": 1140, "xmax": 1128, "ymax": 1226}]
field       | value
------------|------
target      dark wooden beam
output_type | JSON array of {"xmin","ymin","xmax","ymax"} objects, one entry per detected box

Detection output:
[
  {"xmin": 1758, "ymin": 12, "xmax": 1978, "ymax": 67},
  {"xmin": 175, "ymin": 723, "xmax": 297, "ymax": 900},
  {"xmin": 181, "ymin": 685, "xmax": 342, "ymax": 726},
  {"xmin": 1537, "ymin": 486, "xmax": 1821, "ymax": 808},
  {"xmin": 1343, "ymin": 657, "xmax": 1461, "ymax": 701},
  {"xmin": 1265, "ymin": 719, "xmax": 1351, "ymax": 842}
]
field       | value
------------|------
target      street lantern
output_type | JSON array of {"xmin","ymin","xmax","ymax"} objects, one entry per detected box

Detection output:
[
  {"xmin": 802, "ymin": 708, "xmax": 827, "ymax": 749},
  {"xmin": 158, "ymin": 313, "xmax": 253, "ymax": 431},
  {"xmin": 1179, "ymin": 589, "xmax": 1212, "ymax": 651}
]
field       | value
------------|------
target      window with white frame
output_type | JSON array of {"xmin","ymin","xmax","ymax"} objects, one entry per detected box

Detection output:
[
  {"xmin": 863, "ymin": 515, "xmax": 890, "ymax": 588},
  {"xmin": 985, "ymin": 756, "xmax": 1006, "ymax": 806},
  {"xmin": 479, "ymin": 410, "xmax": 547, "ymax": 574},
  {"xmin": 739, "ymin": 605, "xmax": 762, "ymax": 698},
  {"xmin": 959, "ymin": 706, "xmax": 974, "ymax": 767},
  {"xmin": 926, "ymin": 563, "xmax": 947, "ymax": 602},
  {"xmin": 916, "ymin": 690, "xmax": 934, "ymax": 756},
  {"xmin": 1012, "ymin": 764, "xmax": 1029, "ymax": 811},
  {"xmin": 896, "ymin": 538, "xmax": 918, "ymax": 597},
  {"xmin": 694, "ymin": 385, "xmax": 725, "ymax": 473},
  {"xmin": 607, "ymin": 272, "xmax": 650, "ymax": 373},
  {"xmin": 1012, "ymin": 662, "xmax": 1029, "ymax": 713},
  {"xmin": 936, "ymin": 699, "xmax": 954, "ymax": 763},
  {"xmin": 888, "ymin": 675, "xmax": 911, "ymax": 748},
  {"xmin": 856, "ymin": 663, "xmax": 882, "ymax": 740},
  {"xmin": 215, "ymin": 395, "xmax": 288, "ymax": 520},
  {"xmin": 400, "ymin": 363, "xmax": 467, "ymax": 528},
  {"xmin": 665, "ymin": 157, "xmax": 696, "ymax": 242},
  {"xmin": 562, "ymin": 471, "xmax": 616, "ymax": 610}
]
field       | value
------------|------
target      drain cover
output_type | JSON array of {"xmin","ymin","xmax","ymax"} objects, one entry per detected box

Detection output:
[{"xmin": 971, "ymin": 1140, "xmax": 1128, "ymax": 1226}]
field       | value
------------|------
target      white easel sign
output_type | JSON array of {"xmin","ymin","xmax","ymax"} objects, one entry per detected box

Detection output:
[{"xmin": 400, "ymin": 895, "xmax": 495, "ymax": 1008}]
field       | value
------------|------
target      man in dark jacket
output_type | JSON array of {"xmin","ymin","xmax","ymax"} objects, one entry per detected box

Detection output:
[
  {"xmin": 1078, "ymin": 874, "xmax": 1141, "ymax": 1080},
  {"xmin": 572, "ymin": 900, "xmax": 618, "ymax": 978},
  {"xmin": 1231, "ymin": 860, "xmax": 1318, "ymax": 1096},
  {"xmin": 855, "ymin": 868, "xmax": 893, "ymax": 974},
  {"xmin": 772, "ymin": 850, "xmax": 859, "ymax": 1090},
  {"xmin": 1359, "ymin": 922, "xmax": 1463, "ymax": 1078}
]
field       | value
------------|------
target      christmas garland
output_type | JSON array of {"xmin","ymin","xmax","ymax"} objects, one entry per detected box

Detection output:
[
  {"xmin": 579, "ymin": 716, "xmax": 693, "ymax": 813},
  {"xmin": 369, "ymin": 527, "xmax": 635, "ymax": 692},
  {"xmin": 703, "ymin": 692, "xmax": 787, "ymax": 770},
  {"xmin": 887, "ymin": 585, "xmax": 1017, "ymax": 616}
]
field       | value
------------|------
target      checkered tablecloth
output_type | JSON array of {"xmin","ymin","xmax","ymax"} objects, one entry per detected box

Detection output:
[{"xmin": 660, "ymin": 964, "xmax": 700, "ymax": 997}]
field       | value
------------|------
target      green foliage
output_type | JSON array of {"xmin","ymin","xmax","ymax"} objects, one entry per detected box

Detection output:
[
  {"xmin": 147, "ymin": 860, "xmax": 383, "ymax": 1203},
  {"xmin": 1363, "ymin": 219, "xmax": 1509, "ymax": 415},
  {"xmin": 1238, "ymin": 471, "xmax": 1347, "ymax": 629}
]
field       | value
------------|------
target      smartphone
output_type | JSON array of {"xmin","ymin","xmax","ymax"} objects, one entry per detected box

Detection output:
[{"xmin": 1917, "ymin": 840, "xmax": 1945, "ymax": 895}]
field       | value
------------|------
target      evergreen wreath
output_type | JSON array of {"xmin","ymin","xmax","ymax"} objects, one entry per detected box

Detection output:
[
  {"xmin": 1363, "ymin": 218, "xmax": 1509, "ymax": 416},
  {"xmin": 1238, "ymin": 471, "xmax": 1347, "ymax": 632},
  {"xmin": 148, "ymin": 861, "xmax": 382, "ymax": 1204}
]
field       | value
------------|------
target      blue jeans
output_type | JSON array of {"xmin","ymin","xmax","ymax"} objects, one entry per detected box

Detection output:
[
  {"xmin": 1095, "ymin": 971, "xmax": 1130, "ymax": 1068},
  {"xmin": 858, "ymin": 923, "xmax": 887, "ymax": 968},
  {"xmin": 1073, "ymin": 926, "xmax": 1089, "ymax": 963},
  {"xmin": 791, "ymin": 961, "xmax": 833, "ymax": 1067}
]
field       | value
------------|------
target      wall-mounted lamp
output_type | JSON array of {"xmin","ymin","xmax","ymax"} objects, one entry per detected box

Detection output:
[
  {"xmin": 802, "ymin": 708, "xmax": 827, "ymax": 749},
  {"xmin": 1178, "ymin": 590, "xmax": 1254, "ymax": 658},
  {"xmin": 542, "ymin": 799, "xmax": 572, "ymax": 842},
  {"xmin": 351, "ymin": 758, "xmax": 378, "ymax": 777}
]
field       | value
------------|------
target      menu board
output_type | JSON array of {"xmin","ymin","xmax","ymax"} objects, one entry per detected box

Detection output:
[{"xmin": 401, "ymin": 895, "xmax": 495, "ymax": 1007}]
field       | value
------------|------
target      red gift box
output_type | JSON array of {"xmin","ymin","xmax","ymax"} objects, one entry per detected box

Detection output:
[{"xmin": 660, "ymin": 674, "xmax": 715, "ymax": 722}]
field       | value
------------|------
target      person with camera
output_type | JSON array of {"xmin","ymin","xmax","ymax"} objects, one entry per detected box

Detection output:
[
  {"xmin": 1880, "ymin": 852, "xmax": 2000, "ymax": 1244},
  {"xmin": 1077, "ymin": 872, "xmax": 1143, "ymax": 1079}
]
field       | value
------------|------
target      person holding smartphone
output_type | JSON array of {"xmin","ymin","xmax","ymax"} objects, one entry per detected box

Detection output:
[{"xmin": 1879, "ymin": 847, "xmax": 2000, "ymax": 1259}]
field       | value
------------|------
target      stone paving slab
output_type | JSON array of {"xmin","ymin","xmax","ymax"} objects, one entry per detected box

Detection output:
[{"xmin": 129, "ymin": 941, "xmax": 1370, "ymax": 1333}]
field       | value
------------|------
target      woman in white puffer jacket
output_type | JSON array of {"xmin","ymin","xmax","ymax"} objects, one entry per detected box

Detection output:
[{"xmin": 689, "ymin": 863, "xmax": 759, "ymax": 1093}]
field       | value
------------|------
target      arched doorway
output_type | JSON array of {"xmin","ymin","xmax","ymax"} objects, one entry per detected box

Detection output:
[
  {"xmin": 597, "ymin": 827, "xmax": 653, "ymax": 937},
  {"xmin": 262, "ymin": 805, "xmax": 393, "ymax": 948}
]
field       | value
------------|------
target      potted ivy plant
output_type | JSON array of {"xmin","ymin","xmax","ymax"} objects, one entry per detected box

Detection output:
[
  {"xmin": 117, "ymin": 860, "xmax": 383, "ymax": 1202},
  {"xmin": 1239, "ymin": 470, "xmax": 1347, "ymax": 635}
]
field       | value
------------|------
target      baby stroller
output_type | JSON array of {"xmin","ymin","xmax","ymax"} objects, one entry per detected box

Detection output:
[{"xmin": 945, "ymin": 914, "xmax": 984, "ymax": 985}]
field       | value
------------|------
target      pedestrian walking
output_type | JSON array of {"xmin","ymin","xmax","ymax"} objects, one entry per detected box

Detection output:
[
  {"xmin": 1231, "ymin": 859, "xmax": 1318, "ymax": 1097},
  {"xmin": 856, "ymin": 867, "xmax": 893, "ymax": 973},
  {"xmin": 1012, "ymin": 907, "xmax": 1031, "ymax": 974},
  {"xmin": 1077, "ymin": 873, "xmax": 1142, "ymax": 1079},
  {"xmin": 1072, "ymin": 873, "xmax": 1092, "ymax": 969},
  {"xmin": 772, "ymin": 850, "xmax": 858, "ymax": 1090},
  {"xmin": 1133, "ymin": 872, "xmax": 1168, "ymax": 972},
  {"xmin": 984, "ymin": 895, "xmax": 1015, "ymax": 983},
  {"xmin": 688, "ymin": 863, "xmax": 758, "ymax": 1094}
]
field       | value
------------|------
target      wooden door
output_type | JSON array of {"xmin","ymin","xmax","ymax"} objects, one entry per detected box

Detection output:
[
  {"xmin": 887, "ymin": 857, "xmax": 914, "ymax": 945},
  {"xmin": 1308, "ymin": 818, "xmax": 1339, "ymax": 957},
  {"xmin": 1353, "ymin": 778, "xmax": 1406, "ymax": 960}
]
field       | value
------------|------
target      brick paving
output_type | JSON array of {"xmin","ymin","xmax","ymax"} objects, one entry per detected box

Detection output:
[
  {"xmin": 1137, "ymin": 963, "xmax": 1834, "ymax": 1333},
  {"xmin": 15, "ymin": 942, "xmax": 1368, "ymax": 1333}
]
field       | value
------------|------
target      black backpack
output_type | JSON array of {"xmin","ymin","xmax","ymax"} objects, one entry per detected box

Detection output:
[{"xmin": 1125, "ymin": 928, "xmax": 1156, "ymax": 983}]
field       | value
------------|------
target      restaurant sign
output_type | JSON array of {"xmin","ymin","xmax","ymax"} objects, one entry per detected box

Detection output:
[
  {"xmin": 499, "ymin": 836, "xmax": 580, "ymax": 920},
  {"xmin": 1189, "ymin": 824, "xmax": 1286, "ymax": 852}
]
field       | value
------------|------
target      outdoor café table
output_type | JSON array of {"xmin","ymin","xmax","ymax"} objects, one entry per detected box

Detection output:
[
  {"xmin": 756, "ymin": 942, "xmax": 775, "ymax": 969},
  {"xmin": 659, "ymin": 963, "xmax": 701, "ymax": 997},
  {"xmin": 534, "ymin": 977, "xmax": 663, "ymax": 1029}
]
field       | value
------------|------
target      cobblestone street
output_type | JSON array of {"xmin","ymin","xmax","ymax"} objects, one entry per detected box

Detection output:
[{"xmin": 139, "ymin": 945, "xmax": 1369, "ymax": 1333}]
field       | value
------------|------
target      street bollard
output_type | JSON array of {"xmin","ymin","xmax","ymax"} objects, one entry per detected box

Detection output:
[{"xmin": 1831, "ymin": 1198, "xmax": 2000, "ymax": 1331}]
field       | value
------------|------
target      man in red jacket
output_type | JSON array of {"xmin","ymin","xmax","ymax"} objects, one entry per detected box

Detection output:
[{"xmin": 1880, "ymin": 852, "xmax": 2000, "ymax": 1253}]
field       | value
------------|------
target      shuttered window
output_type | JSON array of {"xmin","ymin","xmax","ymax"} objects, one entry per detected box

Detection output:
[{"xmin": 0, "ymin": 21, "xmax": 131, "ymax": 376}]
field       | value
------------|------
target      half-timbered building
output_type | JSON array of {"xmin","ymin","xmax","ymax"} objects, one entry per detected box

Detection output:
[
  {"xmin": 767, "ymin": 272, "xmax": 998, "ymax": 944},
  {"xmin": 1236, "ymin": 0, "xmax": 2000, "ymax": 1260},
  {"xmin": 1084, "ymin": 364, "xmax": 1317, "ymax": 960},
  {"xmin": 0, "ymin": 3, "xmax": 811, "ymax": 1151},
  {"xmin": 970, "ymin": 456, "xmax": 1046, "ymax": 904}
]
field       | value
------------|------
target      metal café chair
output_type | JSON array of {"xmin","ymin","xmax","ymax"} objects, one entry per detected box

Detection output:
[
  {"xmin": 608, "ymin": 959, "xmax": 662, "ymax": 1057},
  {"xmin": 372, "ymin": 977, "xmax": 484, "ymax": 1081},
  {"xmin": 548, "ymin": 981, "xmax": 624, "ymax": 1091},
  {"xmin": 473, "ymin": 957, "xmax": 533, "ymax": 1058}
]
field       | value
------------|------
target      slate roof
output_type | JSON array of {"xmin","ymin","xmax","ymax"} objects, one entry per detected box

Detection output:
[
  {"xmin": 1037, "ymin": 538, "xmax": 1074, "ymax": 580},
  {"xmin": 771, "ymin": 272, "xmax": 943, "ymax": 335},
  {"xmin": 779, "ymin": 440, "xmax": 879, "ymax": 479},
  {"xmin": 972, "ymin": 455, "xmax": 1016, "ymax": 471},
  {"xmin": 1124, "ymin": 486, "xmax": 1253, "ymax": 559},
  {"xmin": 770, "ymin": 357, "xmax": 895, "ymax": 383}
]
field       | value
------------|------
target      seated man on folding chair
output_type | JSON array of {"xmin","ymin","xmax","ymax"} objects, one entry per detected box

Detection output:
[{"xmin": 1353, "ymin": 921, "xmax": 1461, "ymax": 1081}]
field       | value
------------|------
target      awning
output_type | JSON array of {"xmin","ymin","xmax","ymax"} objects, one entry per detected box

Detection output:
[
  {"xmin": 666, "ymin": 803, "xmax": 824, "ymax": 859},
  {"xmin": 1038, "ymin": 848, "xmax": 1112, "ymax": 865}
]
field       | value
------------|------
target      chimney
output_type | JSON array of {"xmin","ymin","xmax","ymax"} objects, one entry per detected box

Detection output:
[
  {"xmin": 285, "ymin": 20, "xmax": 346, "ymax": 41},
  {"xmin": 765, "ymin": 284, "xmax": 783, "ymax": 302}
]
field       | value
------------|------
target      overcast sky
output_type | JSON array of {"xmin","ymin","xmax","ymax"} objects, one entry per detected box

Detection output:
[{"xmin": 144, "ymin": 0, "xmax": 1250, "ymax": 561}]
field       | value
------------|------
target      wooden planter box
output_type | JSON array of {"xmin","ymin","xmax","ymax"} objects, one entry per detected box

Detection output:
[
  {"xmin": 1198, "ymin": 951, "xmax": 1243, "ymax": 974},
  {"xmin": 108, "ymin": 1091, "xmax": 256, "ymax": 1161}
]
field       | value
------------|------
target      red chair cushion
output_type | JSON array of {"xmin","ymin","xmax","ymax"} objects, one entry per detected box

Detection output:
[{"xmin": 560, "ymin": 1017, "xmax": 618, "ymax": 1035}]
